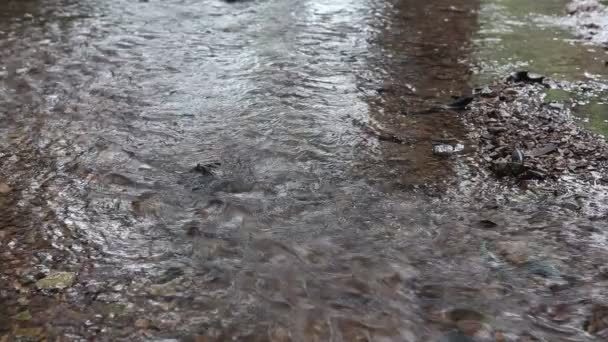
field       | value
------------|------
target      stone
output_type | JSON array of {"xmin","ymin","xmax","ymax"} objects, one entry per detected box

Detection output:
[
  {"xmin": 36, "ymin": 272, "xmax": 76, "ymax": 290},
  {"xmin": 496, "ymin": 241, "xmax": 528, "ymax": 265},
  {"xmin": 446, "ymin": 96, "xmax": 474, "ymax": 110},
  {"xmin": 586, "ymin": 304, "xmax": 608, "ymax": 334},
  {"xmin": 0, "ymin": 183, "xmax": 11, "ymax": 194},
  {"xmin": 192, "ymin": 163, "xmax": 219, "ymax": 176},
  {"xmin": 134, "ymin": 318, "xmax": 150, "ymax": 329}
]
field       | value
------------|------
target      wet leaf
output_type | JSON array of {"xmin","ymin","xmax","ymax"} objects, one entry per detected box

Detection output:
[
  {"xmin": 529, "ymin": 143, "xmax": 557, "ymax": 157},
  {"xmin": 36, "ymin": 272, "xmax": 76, "ymax": 290},
  {"xmin": 14, "ymin": 327, "xmax": 44, "ymax": 339},
  {"xmin": 12, "ymin": 310, "xmax": 31, "ymax": 321}
]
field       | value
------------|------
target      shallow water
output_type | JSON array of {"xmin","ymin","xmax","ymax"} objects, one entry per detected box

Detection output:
[{"xmin": 1, "ymin": 0, "xmax": 608, "ymax": 341}]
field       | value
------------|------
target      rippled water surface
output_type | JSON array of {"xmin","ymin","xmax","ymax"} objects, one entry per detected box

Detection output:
[{"xmin": 2, "ymin": 0, "xmax": 608, "ymax": 341}]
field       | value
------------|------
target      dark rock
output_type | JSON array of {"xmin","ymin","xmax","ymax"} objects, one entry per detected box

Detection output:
[
  {"xmin": 585, "ymin": 304, "xmax": 608, "ymax": 335},
  {"xmin": 492, "ymin": 161, "xmax": 525, "ymax": 177},
  {"xmin": 507, "ymin": 71, "xmax": 544, "ymax": 84},
  {"xmin": 446, "ymin": 96, "xmax": 474, "ymax": 110},
  {"xmin": 487, "ymin": 127, "xmax": 507, "ymax": 134},
  {"xmin": 511, "ymin": 148, "xmax": 525, "ymax": 163},
  {"xmin": 193, "ymin": 163, "xmax": 221, "ymax": 176},
  {"xmin": 477, "ymin": 220, "xmax": 497, "ymax": 229}
]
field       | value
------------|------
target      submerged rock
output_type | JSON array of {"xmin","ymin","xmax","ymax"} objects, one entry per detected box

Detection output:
[
  {"xmin": 134, "ymin": 318, "xmax": 150, "ymax": 329},
  {"xmin": 192, "ymin": 162, "xmax": 221, "ymax": 176},
  {"xmin": 525, "ymin": 260, "xmax": 561, "ymax": 278},
  {"xmin": 0, "ymin": 182, "xmax": 11, "ymax": 194},
  {"xmin": 496, "ymin": 241, "xmax": 528, "ymax": 265},
  {"xmin": 447, "ymin": 96, "xmax": 474, "ymax": 110},
  {"xmin": 436, "ymin": 308, "xmax": 495, "ymax": 341},
  {"xmin": 36, "ymin": 272, "xmax": 76, "ymax": 290},
  {"xmin": 585, "ymin": 304, "xmax": 608, "ymax": 335}
]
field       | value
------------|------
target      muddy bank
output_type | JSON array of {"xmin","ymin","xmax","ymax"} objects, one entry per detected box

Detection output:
[{"xmin": 463, "ymin": 71, "xmax": 608, "ymax": 185}]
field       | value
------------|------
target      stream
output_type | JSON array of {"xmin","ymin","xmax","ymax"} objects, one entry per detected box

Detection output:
[{"xmin": 1, "ymin": 0, "xmax": 608, "ymax": 341}]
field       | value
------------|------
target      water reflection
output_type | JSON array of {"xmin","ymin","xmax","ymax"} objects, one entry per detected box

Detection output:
[{"xmin": 363, "ymin": 0, "xmax": 478, "ymax": 187}]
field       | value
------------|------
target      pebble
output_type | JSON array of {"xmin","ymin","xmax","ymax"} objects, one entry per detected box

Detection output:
[
  {"xmin": 496, "ymin": 241, "xmax": 528, "ymax": 265},
  {"xmin": 0, "ymin": 182, "xmax": 11, "ymax": 194},
  {"xmin": 134, "ymin": 318, "xmax": 150, "ymax": 329}
]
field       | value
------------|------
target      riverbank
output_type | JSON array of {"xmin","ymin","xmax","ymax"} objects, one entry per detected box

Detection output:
[{"xmin": 464, "ymin": 71, "xmax": 608, "ymax": 185}]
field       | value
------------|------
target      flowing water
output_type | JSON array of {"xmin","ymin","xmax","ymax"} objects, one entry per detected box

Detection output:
[{"xmin": 2, "ymin": 0, "xmax": 608, "ymax": 341}]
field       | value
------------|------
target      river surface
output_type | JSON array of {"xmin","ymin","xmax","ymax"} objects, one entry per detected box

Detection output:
[{"xmin": 2, "ymin": 0, "xmax": 608, "ymax": 341}]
